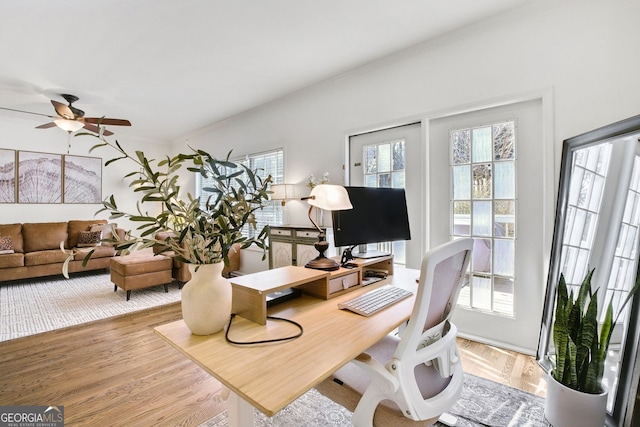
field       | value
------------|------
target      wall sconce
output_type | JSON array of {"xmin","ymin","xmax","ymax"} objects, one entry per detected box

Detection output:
[
  {"xmin": 270, "ymin": 184, "xmax": 295, "ymax": 205},
  {"xmin": 302, "ymin": 184, "xmax": 352, "ymax": 271}
]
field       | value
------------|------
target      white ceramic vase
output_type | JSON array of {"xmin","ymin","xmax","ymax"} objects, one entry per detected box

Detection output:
[
  {"xmin": 181, "ymin": 263, "xmax": 232, "ymax": 335},
  {"xmin": 544, "ymin": 373, "xmax": 608, "ymax": 427}
]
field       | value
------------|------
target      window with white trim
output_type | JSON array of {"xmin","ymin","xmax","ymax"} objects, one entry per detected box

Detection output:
[
  {"xmin": 451, "ymin": 121, "xmax": 516, "ymax": 316},
  {"xmin": 195, "ymin": 149, "xmax": 284, "ymax": 238}
]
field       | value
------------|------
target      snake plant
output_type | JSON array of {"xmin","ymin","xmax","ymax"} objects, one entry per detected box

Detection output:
[{"xmin": 552, "ymin": 268, "xmax": 640, "ymax": 394}]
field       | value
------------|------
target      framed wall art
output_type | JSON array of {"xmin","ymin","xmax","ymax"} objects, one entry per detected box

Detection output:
[
  {"xmin": 0, "ymin": 148, "xmax": 16, "ymax": 203},
  {"xmin": 17, "ymin": 151, "xmax": 62, "ymax": 203},
  {"xmin": 63, "ymin": 155, "xmax": 102, "ymax": 204}
]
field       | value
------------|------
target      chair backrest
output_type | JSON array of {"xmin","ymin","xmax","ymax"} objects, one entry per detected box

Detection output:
[
  {"xmin": 395, "ymin": 238, "xmax": 473, "ymax": 363},
  {"xmin": 322, "ymin": 238, "xmax": 473, "ymax": 425}
]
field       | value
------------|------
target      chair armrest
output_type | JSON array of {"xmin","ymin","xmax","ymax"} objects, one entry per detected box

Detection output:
[
  {"xmin": 352, "ymin": 352, "xmax": 400, "ymax": 395},
  {"xmin": 415, "ymin": 325, "xmax": 459, "ymax": 378}
]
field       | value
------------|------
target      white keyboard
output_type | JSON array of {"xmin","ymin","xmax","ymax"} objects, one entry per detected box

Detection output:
[{"xmin": 338, "ymin": 285, "xmax": 413, "ymax": 317}]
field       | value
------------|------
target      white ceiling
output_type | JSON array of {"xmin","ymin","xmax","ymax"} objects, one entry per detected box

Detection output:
[{"xmin": 0, "ymin": 0, "xmax": 539, "ymax": 142}]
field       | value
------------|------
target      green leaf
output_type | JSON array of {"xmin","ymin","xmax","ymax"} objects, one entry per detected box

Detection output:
[
  {"xmin": 105, "ymin": 156, "xmax": 126, "ymax": 166},
  {"xmin": 553, "ymin": 274, "xmax": 570, "ymax": 383},
  {"xmin": 551, "ymin": 267, "xmax": 640, "ymax": 394},
  {"xmin": 73, "ymin": 134, "xmax": 270, "ymax": 267}
]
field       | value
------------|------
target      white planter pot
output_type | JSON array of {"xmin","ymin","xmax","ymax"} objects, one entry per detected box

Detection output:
[
  {"xmin": 545, "ymin": 373, "xmax": 608, "ymax": 427},
  {"xmin": 181, "ymin": 263, "xmax": 232, "ymax": 335}
]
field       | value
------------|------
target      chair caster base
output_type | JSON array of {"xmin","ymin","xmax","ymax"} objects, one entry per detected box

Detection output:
[{"xmin": 438, "ymin": 412, "xmax": 457, "ymax": 426}]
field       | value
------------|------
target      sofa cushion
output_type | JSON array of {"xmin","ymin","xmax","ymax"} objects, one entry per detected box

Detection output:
[
  {"xmin": 0, "ymin": 252, "xmax": 24, "ymax": 268},
  {"xmin": 73, "ymin": 245, "xmax": 116, "ymax": 260},
  {"xmin": 23, "ymin": 222, "xmax": 68, "ymax": 253},
  {"xmin": 0, "ymin": 224, "xmax": 23, "ymax": 253},
  {"xmin": 25, "ymin": 250, "xmax": 69, "ymax": 266},
  {"xmin": 68, "ymin": 219, "xmax": 107, "ymax": 249}
]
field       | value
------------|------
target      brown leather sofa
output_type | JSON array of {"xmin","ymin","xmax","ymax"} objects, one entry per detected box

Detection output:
[
  {"xmin": 0, "ymin": 219, "xmax": 125, "ymax": 282},
  {"xmin": 154, "ymin": 231, "xmax": 241, "ymax": 282}
]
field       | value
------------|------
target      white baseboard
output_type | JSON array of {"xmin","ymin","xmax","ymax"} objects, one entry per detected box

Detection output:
[{"xmin": 456, "ymin": 331, "xmax": 537, "ymax": 357}]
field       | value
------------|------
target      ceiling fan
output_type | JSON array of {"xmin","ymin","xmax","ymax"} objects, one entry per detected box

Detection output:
[{"xmin": 0, "ymin": 94, "xmax": 131, "ymax": 136}]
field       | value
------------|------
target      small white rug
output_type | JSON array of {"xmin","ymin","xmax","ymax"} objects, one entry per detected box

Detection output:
[{"xmin": 0, "ymin": 271, "xmax": 181, "ymax": 342}]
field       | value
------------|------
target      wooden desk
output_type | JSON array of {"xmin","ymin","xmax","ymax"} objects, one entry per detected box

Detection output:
[{"xmin": 155, "ymin": 267, "xmax": 419, "ymax": 427}]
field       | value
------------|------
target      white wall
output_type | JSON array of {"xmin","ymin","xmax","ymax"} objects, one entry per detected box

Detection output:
[
  {"xmin": 180, "ymin": 0, "xmax": 640, "ymax": 274},
  {"xmin": 0, "ymin": 115, "xmax": 172, "ymax": 234},
  {"xmin": 4, "ymin": 1, "xmax": 638, "ymax": 278}
]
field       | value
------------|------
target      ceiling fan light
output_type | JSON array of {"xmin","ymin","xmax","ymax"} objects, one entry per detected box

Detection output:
[{"xmin": 54, "ymin": 119, "xmax": 84, "ymax": 132}]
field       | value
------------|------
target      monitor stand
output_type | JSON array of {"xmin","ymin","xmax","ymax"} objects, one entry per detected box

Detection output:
[
  {"xmin": 352, "ymin": 250, "xmax": 391, "ymax": 259},
  {"xmin": 266, "ymin": 288, "xmax": 301, "ymax": 307}
]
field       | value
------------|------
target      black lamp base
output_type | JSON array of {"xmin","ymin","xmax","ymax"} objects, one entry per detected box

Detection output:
[
  {"xmin": 304, "ymin": 230, "xmax": 339, "ymax": 271},
  {"xmin": 305, "ymin": 256, "xmax": 340, "ymax": 271}
]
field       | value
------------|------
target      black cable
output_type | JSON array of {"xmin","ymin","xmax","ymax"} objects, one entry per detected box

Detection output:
[{"xmin": 225, "ymin": 313, "xmax": 304, "ymax": 345}]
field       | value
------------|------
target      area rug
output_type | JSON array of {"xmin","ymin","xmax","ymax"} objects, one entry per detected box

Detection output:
[
  {"xmin": 200, "ymin": 373, "xmax": 548, "ymax": 426},
  {"xmin": 0, "ymin": 271, "xmax": 181, "ymax": 342}
]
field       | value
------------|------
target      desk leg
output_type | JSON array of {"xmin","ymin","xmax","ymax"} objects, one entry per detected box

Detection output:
[{"xmin": 227, "ymin": 391, "xmax": 255, "ymax": 427}]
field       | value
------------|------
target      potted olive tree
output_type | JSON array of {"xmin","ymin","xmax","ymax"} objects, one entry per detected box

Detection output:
[
  {"xmin": 545, "ymin": 268, "xmax": 640, "ymax": 427},
  {"xmin": 75, "ymin": 132, "xmax": 271, "ymax": 335}
]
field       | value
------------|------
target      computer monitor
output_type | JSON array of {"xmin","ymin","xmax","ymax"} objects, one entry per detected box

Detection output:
[{"xmin": 331, "ymin": 186, "xmax": 411, "ymax": 259}]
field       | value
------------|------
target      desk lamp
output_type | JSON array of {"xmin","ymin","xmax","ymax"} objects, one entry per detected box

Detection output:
[{"xmin": 302, "ymin": 184, "xmax": 352, "ymax": 271}]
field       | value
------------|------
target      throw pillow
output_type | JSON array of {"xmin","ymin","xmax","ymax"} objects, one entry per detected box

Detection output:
[
  {"xmin": 0, "ymin": 236, "xmax": 14, "ymax": 254},
  {"xmin": 77, "ymin": 230, "xmax": 102, "ymax": 247},
  {"xmin": 90, "ymin": 223, "xmax": 118, "ymax": 240}
]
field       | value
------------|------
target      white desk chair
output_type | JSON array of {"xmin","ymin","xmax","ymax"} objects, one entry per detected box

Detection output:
[{"xmin": 317, "ymin": 238, "xmax": 473, "ymax": 427}]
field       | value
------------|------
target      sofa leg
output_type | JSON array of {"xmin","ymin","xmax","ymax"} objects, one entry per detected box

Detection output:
[
  {"xmin": 114, "ymin": 285, "xmax": 117, "ymax": 292},
  {"xmin": 126, "ymin": 290, "xmax": 131, "ymax": 301},
  {"xmin": 164, "ymin": 283, "xmax": 169, "ymax": 293}
]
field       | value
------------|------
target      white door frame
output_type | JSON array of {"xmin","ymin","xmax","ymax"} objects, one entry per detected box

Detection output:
[{"xmin": 343, "ymin": 87, "xmax": 554, "ymax": 354}]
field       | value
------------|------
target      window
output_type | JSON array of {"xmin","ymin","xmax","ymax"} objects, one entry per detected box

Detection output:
[
  {"xmin": 561, "ymin": 143, "xmax": 611, "ymax": 288},
  {"xmin": 364, "ymin": 140, "xmax": 406, "ymax": 188},
  {"xmin": 451, "ymin": 121, "xmax": 516, "ymax": 316},
  {"xmin": 362, "ymin": 139, "xmax": 407, "ymax": 264},
  {"xmin": 606, "ymin": 155, "xmax": 640, "ymax": 320},
  {"xmin": 196, "ymin": 149, "xmax": 284, "ymax": 238}
]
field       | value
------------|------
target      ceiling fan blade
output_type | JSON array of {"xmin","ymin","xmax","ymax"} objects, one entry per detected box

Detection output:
[
  {"xmin": 35, "ymin": 122, "xmax": 57, "ymax": 129},
  {"xmin": 83, "ymin": 123, "xmax": 114, "ymax": 136},
  {"xmin": 51, "ymin": 100, "xmax": 75, "ymax": 120},
  {"xmin": 83, "ymin": 117, "xmax": 131, "ymax": 126},
  {"xmin": 0, "ymin": 106, "xmax": 56, "ymax": 119}
]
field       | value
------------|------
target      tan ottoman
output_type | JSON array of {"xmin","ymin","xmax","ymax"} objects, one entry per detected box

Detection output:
[{"xmin": 110, "ymin": 255, "xmax": 173, "ymax": 300}]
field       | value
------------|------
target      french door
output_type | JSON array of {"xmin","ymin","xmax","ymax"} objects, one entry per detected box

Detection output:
[
  {"xmin": 429, "ymin": 99, "xmax": 544, "ymax": 352},
  {"xmin": 348, "ymin": 123, "xmax": 422, "ymax": 268},
  {"xmin": 347, "ymin": 99, "xmax": 545, "ymax": 352}
]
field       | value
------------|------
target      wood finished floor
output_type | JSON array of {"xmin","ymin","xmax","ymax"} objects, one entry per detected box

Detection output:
[{"xmin": 0, "ymin": 302, "xmax": 545, "ymax": 427}]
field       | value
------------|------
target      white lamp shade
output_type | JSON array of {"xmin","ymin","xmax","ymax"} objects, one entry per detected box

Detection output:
[
  {"xmin": 308, "ymin": 184, "xmax": 352, "ymax": 211},
  {"xmin": 270, "ymin": 184, "xmax": 294, "ymax": 200},
  {"xmin": 54, "ymin": 119, "xmax": 85, "ymax": 132}
]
